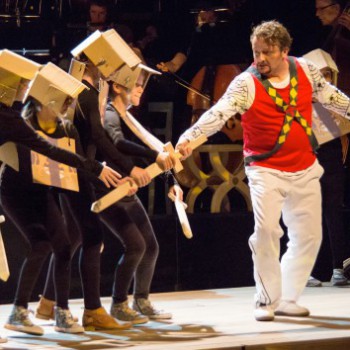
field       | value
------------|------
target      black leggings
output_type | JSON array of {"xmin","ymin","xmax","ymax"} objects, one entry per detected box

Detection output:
[
  {"xmin": 42, "ymin": 186, "xmax": 104, "ymax": 310},
  {"xmin": 99, "ymin": 195, "xmax": 159, "ymax": 303},
  {"xmin": 320, "ymin": 168, "xmax": 347, "ymax": 269},
  {"xmin": 0, "ymin": 189, "xmax": 71, "ymax": 309},
  {"xmin": 318, "ymin": 140, "xmax": 347, "ymax": 269}
]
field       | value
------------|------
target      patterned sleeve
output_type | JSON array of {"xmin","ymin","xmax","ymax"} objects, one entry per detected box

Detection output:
[
  {"xmin": 180, "ymin": 72, "xmax": 254, "ymax": 141},
  {"xmin": 300, "ymin": 57, "xmax": 350, "ymax": 119}
]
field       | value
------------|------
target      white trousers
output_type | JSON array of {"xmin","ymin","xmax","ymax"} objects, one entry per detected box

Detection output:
[{"xmin": 246, "ymin": 160, "xmax": 324, "ymax": 306}]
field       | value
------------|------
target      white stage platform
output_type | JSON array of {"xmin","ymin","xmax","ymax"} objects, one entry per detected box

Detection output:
[{"xmin": 1, "ymin": 285, "xmax": 350, "ymax": 349}]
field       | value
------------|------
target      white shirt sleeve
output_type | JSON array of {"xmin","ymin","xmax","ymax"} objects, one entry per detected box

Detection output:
[
  {"xmin": 299, "ymin": 57, "xmax": 350, "ymax": 119},
  {"xmin": 180, "ymin": 72, "xmax": 255, "ymax": 141}
]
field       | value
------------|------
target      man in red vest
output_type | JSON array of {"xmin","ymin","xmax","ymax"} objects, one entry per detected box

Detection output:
[{"xmin": 176, "ymin": 20, "xmax": 350, "ymax": 321}]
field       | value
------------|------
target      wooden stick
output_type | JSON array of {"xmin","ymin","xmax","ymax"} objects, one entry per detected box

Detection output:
[
  {"xmin": 91, "ymin": 134, "xmax": 207, "ymax": 213},
  {"xmin": 168, "ymin": 192, "xmax": 192, "ymax": 238},
  {"xmin": 174, "ymin": 198, "xmax": 192, "ymax": 239},
  {"xmin": 0, "ymin": 215, "xmax": 9, "ymax": 282}
]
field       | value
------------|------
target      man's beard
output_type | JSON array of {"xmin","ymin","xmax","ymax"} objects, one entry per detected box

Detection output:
[{"xmin": 257, "ymin": 63, "xmax": 272, "ymax": 76}]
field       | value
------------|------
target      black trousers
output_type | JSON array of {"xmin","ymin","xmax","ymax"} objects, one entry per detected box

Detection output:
[
  {"xmin": 0, "ymin": 188, "xmax": 71, "ymax": 309},
  {"xmin": 42, "ymin": 181, "xmax": 104, "ymax": 310},
  {"xmin": 318, "ymin": 139, "xmax": 347, "ymax": 270},
  {"xmin": 98, "ymin": 195, "xmax": 159, "ymax": 303}
]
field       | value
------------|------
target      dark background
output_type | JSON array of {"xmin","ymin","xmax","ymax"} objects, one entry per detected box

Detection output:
[{"xmin": 0, "ymin": 0, "xmax": 329, "ymax": 60}]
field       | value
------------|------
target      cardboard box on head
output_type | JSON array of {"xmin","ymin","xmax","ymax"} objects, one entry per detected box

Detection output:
[
  {"xmin": 303, "ymin": 48, "xmax": 338, "ymax": 72},
  {"xmin": 71, "ymin": 29, "xmax": 141, "ymax": 79},
  {"xmin": 0, "ymin": 49, "xmax": 41, "ymax": 106},
  {"xmin": 25, "ymin": 62, "xmax": 87, "ymax": 117},
  {"xmin": 108, "ymin": 63, "xmax": 161, "ymax": 91},
  {"xmin": 303, "ymin": 48, "xmax": 339, "ymax": 85},
  {"xmin": 304, "ymin": 48, "xmax": 350, "ymax": 145}
]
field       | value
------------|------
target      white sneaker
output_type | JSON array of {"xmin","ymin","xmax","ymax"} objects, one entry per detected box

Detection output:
[
  {"xmin": 110, "ymin": 301, "xmax": 149, "ymax": 324},
  {"xmin": 5, "ymin": 305, "xmax": 44, "ymax": 335},
  {"xmin": 331, "ymin": 269, "xmax": 348, "ymax": 286},
  {"xmin": 275, "ymin": 301, "xmax": 310, "ymax": 317},
  {"xmin": 54, "ymin": 307, "xmax": 84, "ymax": 334},
  {"xmin": 0, "ymin": 336, "xmax": 7, "ymax": 343},
  {"xmin": 306, "ymin": 276, "xmax": 322, "ymax": 287},
  {"xmin": 254, "ymin": 303, "xmax": 274, "ymax": 321},
  {"xmin": 133, "ymin": 298, "xmax": 172, "ymax": 320}
]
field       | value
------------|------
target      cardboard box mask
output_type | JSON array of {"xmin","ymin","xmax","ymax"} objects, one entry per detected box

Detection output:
[
  {"xmin": 303, "ymin": 48, "xmax": 338, "ymax": 73},
  {"xmin": 109, "ymin": 63, "xmax": 161, "ymax": 90},
  {"xmin": 26, "ymin": 62, "xmax": 87, "ymax": 116},
  {"xmin": 0, "ymin": 49, "xmax": 41, "ymax": 106},
  {"xmin": 71, "ymin": 29, "xmax": 141, "ymax": 79}
]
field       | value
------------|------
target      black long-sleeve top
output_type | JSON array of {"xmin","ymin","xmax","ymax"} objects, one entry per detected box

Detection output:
[
  {"xmin": 0, "ymin": 103, "xmax": 103, "ymax": 176},
  {"xmin": 74, "ymin": 80, "xmax": 134, "ymax": 176},
  {"xmin": 104, "ymin": 102, "xmax": 176, "ymax": 187}
]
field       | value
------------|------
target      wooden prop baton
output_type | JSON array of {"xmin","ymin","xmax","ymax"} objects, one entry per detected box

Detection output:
[
  {"xmin": 0, "ymin": 215, "xmax": 10, "ymax": 282},
  {"xmin": 91, "ymin": 134, "xmax": 207, "ymax": 213}
]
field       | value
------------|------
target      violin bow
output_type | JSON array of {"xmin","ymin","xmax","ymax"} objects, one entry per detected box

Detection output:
[{"xmin": 163, "ymin": 70, "xmax": 216, "ymax": 102}]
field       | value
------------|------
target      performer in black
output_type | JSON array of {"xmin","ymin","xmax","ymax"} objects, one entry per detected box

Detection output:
[
  {"xmin": 2, "ymin": 66, "xmax": 88, "ymax": 334},
  {"xmin": 306, "ymin": 0, "xmax": 350, "ymax": 286},
  {"xmin": 101, "ymin": 64, "xmax": 180, "ymax": 324},
  {"xmin": 35, "ymin": 58, "xmax": 134, "ymax": 331},
  {"xmin": 0, "ymin": 49, "xmax": 121, "ymax": 343}
]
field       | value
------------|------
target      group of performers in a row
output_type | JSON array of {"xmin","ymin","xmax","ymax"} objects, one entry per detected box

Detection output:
[{"xmin": 0, "ymin": 29, "xmax": 182, "ymax": 341}]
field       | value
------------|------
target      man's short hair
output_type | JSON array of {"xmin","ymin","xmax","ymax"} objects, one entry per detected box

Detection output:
[
  {"xmin": 89, "ymin": 0, "xmax": 108, "ymax": 9},
  {"xmin": 250, "ymin": 20, "xmax": 293, "ymax": 51}
]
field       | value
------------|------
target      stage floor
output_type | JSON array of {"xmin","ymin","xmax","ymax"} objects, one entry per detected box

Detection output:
[{"xmin": 1, "ymin": 285, "xmax": 350, "ymax": 350}]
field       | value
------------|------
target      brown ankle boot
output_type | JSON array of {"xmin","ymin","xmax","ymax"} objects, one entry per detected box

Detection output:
[
  {"xmin": 35, "ymin": 296, "xmax": 55, "ymax": 320},
  {"xmin": 83, "ymin": 307, "xmax": 132, "ymax": 330},
  {"xmin": 36, "ymin": 296, "xmax": 79, "ymax": 322}
]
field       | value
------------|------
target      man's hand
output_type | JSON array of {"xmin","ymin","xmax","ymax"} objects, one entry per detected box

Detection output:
[
  {"xmin": 175, "ymin": 139, "xmax": 193, "ymax": 160},
  {"xmin": 130, "ymin": 166, "xmax": 151, "ymax": 187},
  {"xmin": 156, "ymin": 53, "xmax": 187, "ymax": 73},
  {"xmin": 98, "ymin": 164, "xmax": 122, "ymax": 188},
  {"xmin": 339, "ymin": 12, "xmax": 350, "ymax": 31},
  {"xmin": 156, "ymin": 151, "xmax": 176, "ymax": 171},
  {"xmin": 156, "ymin": 62, "xmax": 170, "ymax": 72}
]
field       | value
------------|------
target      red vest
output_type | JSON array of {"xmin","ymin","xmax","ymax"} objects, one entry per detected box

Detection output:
[{"xmin": 242, "ymin": 59, "xmax": 316, "ymax": 172}]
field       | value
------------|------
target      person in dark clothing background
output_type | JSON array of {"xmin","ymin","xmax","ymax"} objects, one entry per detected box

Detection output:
[
  {"xmin": 316, "ymin": 0, "xmax": 350, "ymax": 95},
  {"xmin": 305, "ymin": 0, "xmax": 350, "ymax": 287},
  {"xmin": 304, "ymin": 48, "xmax": 349, "ymax": 287}
]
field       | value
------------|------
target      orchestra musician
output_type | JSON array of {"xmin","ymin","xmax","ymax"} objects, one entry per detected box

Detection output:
[{"xmin": 316, "ymin": 0, "xmax": 350, "ymax": 95}]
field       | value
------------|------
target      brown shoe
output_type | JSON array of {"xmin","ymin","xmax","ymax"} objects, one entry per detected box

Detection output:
[
  {"xmin": 35, "ymin": 296, "xmax": 55, "ymax": 320},
  {"xmin": 36, "ymin": 296, "xmax": 79, "ymax": 322},
  {"xmin": 83, "ymin": 307, "xmax": 132, "ymax": 331}
]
